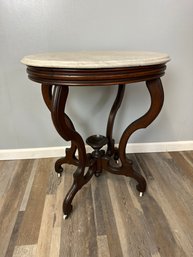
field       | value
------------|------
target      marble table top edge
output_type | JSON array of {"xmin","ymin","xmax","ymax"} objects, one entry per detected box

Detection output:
[{"xmin": 21, "ymin": 51, "xmax": 170, "ymax": 69}]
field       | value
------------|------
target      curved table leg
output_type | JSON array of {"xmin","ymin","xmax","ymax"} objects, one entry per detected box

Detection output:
[
  {"xmin": 118, "ymin": 78, "xmax": 164, "ymax": 193},
  {"xmin": 63, "ymin": 161, "xmax": 97, "ymax": 218},
  {"xmin": 41, "ymin": 84, "xmax": 78, "ymax": 175},
  {"xmin": 43, "ymin": 84, "xmax": 94, "ymax": 218},
  {"xmin": 106, "ymin": 84, "xmax": 125, "ymax": 158},
  {"xmin": 41, "ymin": 83, "xmax": 53, "ymax": 111}
]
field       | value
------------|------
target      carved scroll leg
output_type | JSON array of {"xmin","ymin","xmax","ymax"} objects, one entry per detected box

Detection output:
[
  {"xmin": 119, "ymin": 78, "xmax": 164, "ymax": 194},
  {"xmin": 51, "ymin": 85, "xmax": 94, "ymax": 218},
  {"xmin": 55, "ymin": 113, "xmax": 79, "ymax": 174},
  {"xmin": 54, "ymin": 143, "xmax": 77, "ymax": 177},
  {"xmin": 63, "ymin": 161, "xmax": 96, "ymax": 218},
  {"xmin": 106, "ymin": 84, "xmax": 125, "ymax": 158},
  {"xmin": 41, "ymin": 84, "xmax": 78, "ymax": 176}
]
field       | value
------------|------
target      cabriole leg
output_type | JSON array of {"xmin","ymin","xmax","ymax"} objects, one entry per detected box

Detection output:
[
  {"xmin": 41, "ymin": 84, "xmax": 78, "ymax": 176},
  {"xmin": 43, "ymin": 84, "xmax": 94, "ymax": 218},
  {"xmin": 117, "ymin": 78, "xmax": 164, "ymax": 194},
  {"xmin": 106, "ymin": 84, "xmax": 125, "ymax": 158}
]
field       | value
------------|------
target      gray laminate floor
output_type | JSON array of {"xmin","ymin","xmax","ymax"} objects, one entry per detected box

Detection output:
[{"xmin": 0, "ymin": 151, "xmax": 193, "ymax": 257}]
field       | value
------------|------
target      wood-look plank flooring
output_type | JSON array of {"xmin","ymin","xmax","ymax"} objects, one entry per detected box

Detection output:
[{"xmin": 0, "ymin": 151, "xmax": 193, "ymax": 257}]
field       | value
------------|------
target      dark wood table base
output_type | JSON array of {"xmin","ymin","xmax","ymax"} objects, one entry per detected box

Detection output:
[{"xmin": 27, "ymin": 64, "xmax": 165, "ymax": 219}]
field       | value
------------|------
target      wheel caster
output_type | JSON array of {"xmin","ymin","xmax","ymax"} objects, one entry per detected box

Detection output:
[
  {"xmin": 139, "ymin": 192, "xmax": 143, "ymax": 197},
  {"xmin": 95, "ymin": 173, "xmax": 101, "ymax": 177},
  {"xmin": 57, "ymin": 173, "xmax": 62, "ymax": 178},
  {"xmin": 115, "ymin": 159, "xmax": 119, "ymax": 164},
  {"xmin": 63, "ymin": 214, "xmax": 68, "ymax": 220},
  {"xmin": 63, "ymin": 204, "xmax": 72, "ymax": 220}
]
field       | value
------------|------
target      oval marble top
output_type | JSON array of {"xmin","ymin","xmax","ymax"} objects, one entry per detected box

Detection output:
[{"xmin": 21, "ymin": 51, "xmax": 170, "ymax": 69}]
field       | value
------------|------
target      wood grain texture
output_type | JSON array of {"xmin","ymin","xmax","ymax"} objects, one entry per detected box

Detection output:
[
  {"xmin": 0, "ymin": 160, "xmax": 18, "ymax": 196},
  {"xmin": 48, "ymin": 227, "xmax": 61, "ymax": 257},
  {"xmin": 107, "ymin": 173, "xmax": 153, "ymax": 257},
  {"xmin": 36, "ymin": 194, "xmax": 55, "ymax": 257},
  {"xmin": 97, "ymin": 235, "xmax": 110, "ymax": 257},
  {"xmin": 19, "ymin": 160, "xmax": 38, "ymax": 211},
  {"xmin": 5, "ymin": 211, "xmax": 24, "ymax": 257},
  {"xmin": 12, "ymin": 245, "xmax": 37, "ymax": 257},
  {"xmin": 16, "ymin": 159, "xmax": 52, "ymax": 245},
  {"xmin": 0, "ymin": 152, "xmax": 193, "ymax": 257},
  {"xmin": 0, "ymin": 160, "xmax": 34, "ymax": 257}
]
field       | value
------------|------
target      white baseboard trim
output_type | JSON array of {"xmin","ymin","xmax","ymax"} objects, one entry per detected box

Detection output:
[
  {"xmin": 0, "ymin": 147, "xmax": 66, "ymax": 161},
  {"xmin": 0, "ymin": 141, "xmax": 193, "ymax": 160},
  {"xmin": 125, "ymin": 141, "xmax": 193, "ymax": 153}
]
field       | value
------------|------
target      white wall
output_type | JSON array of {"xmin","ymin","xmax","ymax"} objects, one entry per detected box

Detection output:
[{"xmin": 0, "ymin": 0, "xmax": 193, "ymax": 149}]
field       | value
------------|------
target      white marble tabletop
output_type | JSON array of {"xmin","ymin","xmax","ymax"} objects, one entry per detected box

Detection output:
[{"xmin": 21, "ymin": 51, "xmax": 170, "ymax": 69}]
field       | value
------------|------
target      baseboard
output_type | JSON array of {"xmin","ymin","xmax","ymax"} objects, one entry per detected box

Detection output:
[
  {"xmin": 125, "ymin": 141, "xmax": 193, "ymax": 153},
  {"xmin": 0, "ymin": 141, "xmax": 193, "ymax": 160},
  {"xmin": 0, "ymin": 146, "xmax": 66, "ymax": 161}
]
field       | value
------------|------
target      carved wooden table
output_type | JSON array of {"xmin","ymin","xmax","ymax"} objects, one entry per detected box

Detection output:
[{"xmin": 21, "ymin": 51, "xmax": 170, "ymax": 219}]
